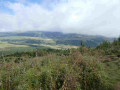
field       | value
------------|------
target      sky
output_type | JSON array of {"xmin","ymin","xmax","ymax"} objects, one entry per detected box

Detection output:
[{"xmin": 0, "ymin": 0, "xmax": 120, "ymax": 37}]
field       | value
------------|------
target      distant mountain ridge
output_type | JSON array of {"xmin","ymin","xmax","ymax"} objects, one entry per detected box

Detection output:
[{"xmin": 0, "ymin": 31, "xmax": 114, "ymax": 47}]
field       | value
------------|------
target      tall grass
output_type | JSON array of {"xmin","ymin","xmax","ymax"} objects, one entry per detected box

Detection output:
[{"xmin": 0, "ymin": 48, "xmax": 112, "ymax": 90}]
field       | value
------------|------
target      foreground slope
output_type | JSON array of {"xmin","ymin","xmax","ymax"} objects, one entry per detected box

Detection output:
[{"xmin": 0, "ymin": 38, "xmax": 119, "ymax": 90}]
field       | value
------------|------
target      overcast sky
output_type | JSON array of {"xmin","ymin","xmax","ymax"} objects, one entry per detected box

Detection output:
[{"xmin": 0, "ymin": 0, "xmax": 120, "ymax": 37}]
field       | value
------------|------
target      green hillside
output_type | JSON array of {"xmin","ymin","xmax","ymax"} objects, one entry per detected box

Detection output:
[
  {"xmin": 0, "ymin": 37, "xmax": 119, "ymax": 90},
  {"xmin": 0, "ymin": 31, "xmax": 114, "ymax": 55}
]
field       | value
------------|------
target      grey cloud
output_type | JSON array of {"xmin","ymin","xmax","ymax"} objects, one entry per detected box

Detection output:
[{"xmin": 0, "ymin": 0, "xmax": 120, "ymax": 37}]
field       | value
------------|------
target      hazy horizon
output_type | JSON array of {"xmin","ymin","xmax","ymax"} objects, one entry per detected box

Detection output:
[{"xmin": 0, "ymin": 0, "xmax": 120, "ymax": 37}]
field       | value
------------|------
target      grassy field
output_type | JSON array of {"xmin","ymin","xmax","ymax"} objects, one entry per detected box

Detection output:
[
  {"xmin": 0, "ymin": 36, "xmax": 78, "ymax": 51},
  {"xmin": 0, "ymin": 36, "xmax": 78, "ymax": 56},
  {"xmin": 0, "ymin": 42, "xmax": 28, "ymax": 49}
]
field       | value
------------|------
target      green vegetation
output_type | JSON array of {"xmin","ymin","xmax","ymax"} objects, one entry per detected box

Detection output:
[
  {"xmin": 96, "ymin": 39, "xmax": 120, "ymax": 56},
  {"xmin": 0, "ymin": 31, "xmax": 113, "ymax": 55},
  {"xmin": 0, "ymin": 37, "xmax": 119, "ymax": 90},
  {"xmin": 0, "ymin": 31, "xmax": 114, "ymax": 49}
]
